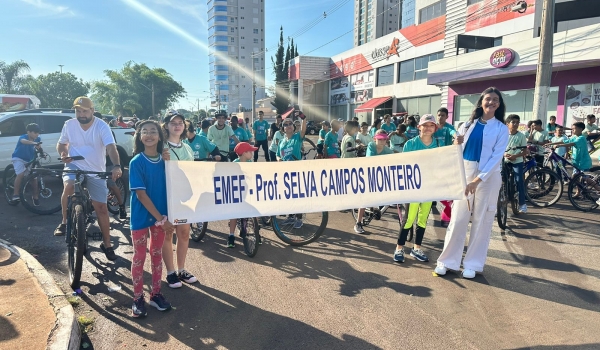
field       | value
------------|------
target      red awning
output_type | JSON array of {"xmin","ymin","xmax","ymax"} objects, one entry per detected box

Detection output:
[
  {"xmin": 281, "ymin": 107, "xmax": 295, "ymax": 119},
  {"xmin": 354, "ymin": 96, "xmax": 393, "ymax": 113}
]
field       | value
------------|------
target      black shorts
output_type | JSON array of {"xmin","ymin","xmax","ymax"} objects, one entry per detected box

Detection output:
[{"xmin": 317, "ymin": 143, "xmax": 324, "ymax": 155}]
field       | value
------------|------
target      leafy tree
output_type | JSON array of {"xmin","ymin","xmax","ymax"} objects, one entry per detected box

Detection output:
[
  {"xmin": 27, "ymin": 72, "xmax": 89, "ymax": 108},
  {"xmin": 0, "ymin": 60, "xmax": 31, "ymax": 94},
  {"xmin": 271, "ymin": 27, "xmax": 289, "ymax": 114}
]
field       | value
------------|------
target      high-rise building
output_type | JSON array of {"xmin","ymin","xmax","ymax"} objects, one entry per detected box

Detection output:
[
  {"xmin": 207, "ymin": 0, "xmax": 265, "ymax": 113},
  {"xmin": 354, "ymin": 0, "xmax": 402, "ymax": 47}
]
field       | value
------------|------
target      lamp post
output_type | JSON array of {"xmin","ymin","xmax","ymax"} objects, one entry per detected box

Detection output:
[
  {"xmin": 58, "ymin": 65, "xmax": 64, "ymax": 74},
  {"xmin": 138, "ymin": 82, "xmax": 155, "ymax": 118}
]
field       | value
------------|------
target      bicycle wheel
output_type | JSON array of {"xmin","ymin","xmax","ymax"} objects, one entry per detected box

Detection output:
[
  {"xmin": 568, "ymin": 172, "xmax": 600, "ymax": 212},
  {"xmin": 20, "ymin": 171, "xmax": 63, "ymax": 215},
  {"xmin": 3, "ymin": 165, "xmax": 18, "ymax": 206},
  {"xmin": 302, "ymin": 138, "xmax": 318, "ymax": 160},
  {"xmin": 271, "ymin": 211, "xmax": 328, "ymax": 246},
  {"xmin": 524, "ymin": 168, "xmax": 563, "ymax": 207},
  {"xmin": 190, "ymin": 222, "xmax": 208, "ymax": 242},
  {"xmin": 260, "ymin": 216, "xmax": 272, "ymax": 227},
  {"xmin": 509, "ymin": 176, "xmax": 519, "ymax": 216},
  {"xmin": 239, "ymin": 217, "xmax": 260, "ymax": 257},
  {"xmin": 68, "ymin": 204, "xmax": 87, "ymax": 289},
  {"xmin": 107, "ymin": 178, "xmax": 127, "ymax": 215},
  {"xmin": 497, "ymin": 185, "xmax": 508, "ymax": 230}
]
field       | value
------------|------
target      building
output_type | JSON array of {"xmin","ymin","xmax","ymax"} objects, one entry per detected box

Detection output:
[
  {"xmin": 207, "ymin": 0, "xmax": 266, "ymax": 113},
  {"xmin": 290, "ymin": 0, "xmax": 600, "ymax": 128},
  {"xmin": 354, "ymin": 0, "xmax": 402, "ymax": 46}
]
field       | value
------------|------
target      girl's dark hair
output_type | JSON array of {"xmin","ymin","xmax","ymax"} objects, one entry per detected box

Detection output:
[
  {"xmin": 186, "ymin": 120, "xmax": 196, "ymax": 133},
  {"xmin": 469, "ymin": 87, "xmax": 506, "ymax": 124},
  {"xmin": 134, "ymin": 120, "xmax": 164, "ymax": 155},
  {"xmin": 161, "ymin": 116, "xmax": 187, "ymax": 140},
  {"xmin": 372, "ymin": 118, "xmax": 382, "ymax": 128},
  {"xmin": 408, "ymin": 116, "xmax": 417, "ymax": 128}
]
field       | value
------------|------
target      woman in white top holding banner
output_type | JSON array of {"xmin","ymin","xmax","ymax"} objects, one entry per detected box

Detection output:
[{"xmin": 434, "ymin": 87, "xmax": 509, "ymax": 279}]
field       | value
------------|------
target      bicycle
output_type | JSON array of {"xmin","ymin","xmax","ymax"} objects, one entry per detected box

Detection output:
[
  {"xmin": 3, "ymin": 146, "xmax": 50, "ymax": 206},
  {"xmin": 497, "ymin": 146, "xmax": 527, "ymax": 230},
  {"xmin": 523, "ymin": 146, "xmax": 564, "ymax": 208},
  {"xmin": 351, "ymin": 204, "xmax": 412, "ymax": 241},
  {"xmin": 107, "ymin": 177, "xmax": 127, "ymax": 216},
  {"xmin": 568, "ymin": 169, "xmax": 600, "ymax": 212}
]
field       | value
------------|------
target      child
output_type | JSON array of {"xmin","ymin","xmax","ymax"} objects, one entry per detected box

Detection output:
[
  {"xmin": 354, "ymin": 130, "xmax": 394, "ymax": 234},
  {"xmin": 546, "ymin": 115, "xmax": 558, "ymax": 139},
  {"xmin": 316, "ymin": 121, "xmax": 330, "ymax": 159},
  {"xmin": 184, "ymin": 120, "xmax": 222, "ymax": 161},
  {"xmin": 161, "ymin": 111, "xmax": 198, "ymax": 289},
  {"xmin": 355, "ymin": 122, "xmax": 371, "ymax": 151},
  {"xmin": 504, "ymin": 114, "xmax": 529, "ymax": 213},
  {"xmin": 229, "ymin": 116, "xmax": 250, "ymax": 161},
  {"xmin": 269, "ymin": 122, "xmax": 284, "ymax": 162},
  {"xmin": 527, "ymin": 119, "xmax": 548, "ymax": 165},
  {"xmin": 10, "ymin": 123, "xmax": 42, "ymax": 204},
  {"xmin": 551, "ymin": 126, "xmax": 568, "ymax": 157},
  {"xmin": 393, "ymin": 115, "xmax": 439, "ymax": 263},
  {"xmin": 405, "ymin": 116, "xmax": 419, "ymax": 139},
  {"xmin": 323, "ymin": 120, "xmax": 341, "ymax": 159},
  {"xmin": 340, "ymin": 121, "xmax": 362, "ymax": 158},
  {"xmin": 197, "ymin": 119, "xmax": 210, "ymax": 137},
  {"xmin": 388, "ymin": 124, "xmax": 408, "ymax": 153},
  {"xmin": 583, "ymin": 114, "xmax": 600, "ymax": 151},
  {"xmin": 227, "ymin": 142, "xmax": 258, "ymax": 247},
  {"xmin": 380, "ymin": 114, "xmax": 395, "ymax": 133},
  {"xmin": 129, "ymin": 120, "xmax": 173, "ymax": 317},
  {"xmin": 369, "ymin": 118, "xmax": 382, "ymax": 138}
]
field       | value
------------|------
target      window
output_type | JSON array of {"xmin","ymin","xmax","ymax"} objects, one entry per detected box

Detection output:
[
  {"xmin": 216, "ymin": 75, "xmax": 228, "ymax": 81},
  {"xmin": 253, "ymin": 18, "xmax": 258, "ymax": 24},
  {"xmin": 253, "ymin": 28, "xmax": 258, "ymax": 34},
  {"xmin": 214, "ymin": 5, "xmax": 227, "ymax": 11},
  {"xmin": 215, "ymin": 65, "xmax": 228, "ymax": 71},
  {"xmin": 241, "ymin": 27, "xmax": 244, "ymax": 30},
  {"xmin": 215, "ymin": 15, "xmax": 228, "ymax": 22},
  {"xmin": 219, "ymin": 85, "xmax": 229, "ymax": 90},
  {"xmin": 253, "ymin": 8, "xmax": 258, "ymax": 14},
  {"xmin": 230, "ymin": 37, "xmax": 234, "ymax": 42},
  {"xmin": 377, "ymin": 64, "xmax": 394, "ymax": 86},
  {"xmin": 230, "ymin": 27, "xmax": 234, "ymax": 32},
  {"xmin": 253, "ymin": 38, "xmax": 258, "ymax": 43},
  {"xmin": 398, "ymin": 52, "xmax": 443, "ymax": 82},
  {"xmin": 396, "ymin": 95, "xmax": 441, "ymax": 116},
  {"xmin": 241, "ymin": 36, "xmax": 245, "ymax": 39},
  {"xmin": 401, "ymin": 0, "xmax": 415, "ymax": 28},
  {"xmin": 0, "ymin": 115, "xmax": 38, "ymax": 137},
  {"xmin": 241, "ymin": 46, "xmax": 245, "ymax": 49},
  {"xmin": 41, "ymin": 115, "xmax": 70, "ymax": 134},
  {"xmin": 215, "ymin": 35, "xmax": 228, "ymax": 42},
  {"xmin": 215, "ymin": 45, "xmax": 228, "ymax": 52},
  {"xmin": 419, "ymin": 0, "xmax": 446, "ymax": 24},
  {"xmin": 230, "ymin": 17, "xmax": 234, "ymax": 22}
]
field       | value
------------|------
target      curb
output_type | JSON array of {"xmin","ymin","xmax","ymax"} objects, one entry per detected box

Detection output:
[{"xmin": 0, "ymin": 239, "xmax": 81, "ymax": 350}]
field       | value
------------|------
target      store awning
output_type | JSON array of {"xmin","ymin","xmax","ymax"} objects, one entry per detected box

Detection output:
[
  {"xmin": 281, "ymin": 107, "xmax": 294, "ymax": 119},
  {"xmin": 354, "ymin": 96, "xmax": 393, "ymax": 113}
]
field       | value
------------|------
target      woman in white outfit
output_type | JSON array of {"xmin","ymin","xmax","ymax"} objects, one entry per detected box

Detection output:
[{"xmin": 434, "ymin": 87, "xmax": 509, "ymax": 279}]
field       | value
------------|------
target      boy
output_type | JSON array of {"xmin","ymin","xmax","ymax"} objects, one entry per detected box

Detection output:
[
  {"xmin": 551, "ymin": 126, "xmax": 568, "ymax": 157},
  {"xmin": 546, "ymin": 115, "xmax": 558, "ymax": 139},
  {"xmin": 355, "ymin": 122, "xmax": 371, "ymax": 148},
  {"xmin": 229, "ymin": 116, "xmax": 250, "ymax": 161},
  {"xmin": 583, "ymin": 114, "xmax": 600, "ymax": 151},
  {"xmin": 10, "ymin": 123, "xmax": 42, "ymax": 204},
  {"xmin": 340, "ymin": 121, "xmax": 362, "ymax": 158},
  {"xmin": 316, "ymin": 121, "xmax": 330, "ymax": 159},
  {"xmin": 227, "ymin": 142, "xmax": 258, "ymax": 247},
  {"xmin": 527, "ymin": 119, "xmax": 548, "ymax": 165},
  {"xmin": 323, "ymin": 120, "xmax": 341, "ymax": 159},
  {"xmin": 504, "ymin": 115, "xmax": 529, "ymax": 213}
]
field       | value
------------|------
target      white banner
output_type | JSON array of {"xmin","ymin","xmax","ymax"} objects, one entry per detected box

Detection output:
[{"xmin": 165, "ymin": 145, "xmax": 467, "ymax": 224}]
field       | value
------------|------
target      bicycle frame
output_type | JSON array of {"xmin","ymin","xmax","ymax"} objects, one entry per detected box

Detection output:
[{"xmin": 544, "ymin": 148, "xmax": 577, "ymax": 182}]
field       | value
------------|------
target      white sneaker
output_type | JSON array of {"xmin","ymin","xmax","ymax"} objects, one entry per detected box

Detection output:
[
  {"xmin": 434, "ymin": 264, "xmax": 447, "ymax": 276},
  {"xmin": 518, "ymin": 204, "xmax": 527, "ymax": 213},
  {"xmin": 462, "ymin": 269, "xmax": 476, "ymax": 279}
]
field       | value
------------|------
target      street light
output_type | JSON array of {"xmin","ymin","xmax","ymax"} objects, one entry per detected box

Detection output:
[{"xmin": 58, "ymin": 65, "xmax": 64, "ymax": 74}]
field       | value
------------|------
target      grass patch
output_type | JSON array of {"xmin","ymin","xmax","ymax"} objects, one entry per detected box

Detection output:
[
  {"xmin": 66, "ymin": 296, "xmax": 80, "ymax": 307},
  {"xmin": 77, "ymin": 315, "xmax": 94, "ymax": 334}
]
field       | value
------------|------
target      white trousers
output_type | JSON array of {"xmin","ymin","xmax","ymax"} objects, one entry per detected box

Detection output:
[{"xmin": 437, "ymin": 160, "xmax": 502, "ymax": 272}]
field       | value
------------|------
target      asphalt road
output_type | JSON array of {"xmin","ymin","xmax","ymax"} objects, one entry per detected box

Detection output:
[{"xmin": 1, "ymin": 160, "xmax": 600, "ymax": 349}]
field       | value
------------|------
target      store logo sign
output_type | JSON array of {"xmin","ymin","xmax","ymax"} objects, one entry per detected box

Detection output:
[
  {"xmin": 490, "ymin": 48, "xmax": 515, "ymax": 68},
  {"xmin": 371, "ymin": 38, "xmax": 400, "ymax": 60}
]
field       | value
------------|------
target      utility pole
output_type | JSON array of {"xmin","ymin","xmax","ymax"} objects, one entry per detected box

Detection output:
[
  {"xmin": 531, "ymin": 0, "xmax": 555, "ymax": 127},
  {"xmin": 252, "ymin": 55, "xmax": 256, "ymax": 128},
  {"xmin": 151, "ymin": 83, "xmax": 155, "ymax": 119},
  {"xmin": 58, "ymin": 65, "xmax": 64, "ymax": 74},
  {"xmin": 217, "ymin": 83, "xmax": 221, "ymax": 111}
]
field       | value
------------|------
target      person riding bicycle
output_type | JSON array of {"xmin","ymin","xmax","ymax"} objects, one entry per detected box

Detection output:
[
  {"xmin": 184, "ymin": 120, "xmax": 221, "ymax": 161},
  {"xmin": 504, "ymin": 114, "xmax": 529, "ymax": 214},
  {"xmin": 207, "ymin": 111, "xmax": 239, "ymax": 162},
  {"xmin": 55, "ymin": 97, "xmax": 122, "ymax": 262},
  {"xmin": 276, "ymin": 110, "xmax": 308, "ymax": 228},
  {"xmin": 230, "ymin": 115, "xmax": 250, "ymax": 161},
  {"xmin": 527, "ymin": 119, "xmax": 549, "ymax": 165},
  {"xmin": 10, "ymin": 123, "xmax": 42, "ymax": 205},
  {"xmin": 583, "ymin": 114, "xmax": 600, "ymax": 151}
]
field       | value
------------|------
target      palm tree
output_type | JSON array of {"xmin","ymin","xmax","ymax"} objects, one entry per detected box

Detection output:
[{"xmin": 0, "ymin": 60, "xmax": 31, "ymax": 94}]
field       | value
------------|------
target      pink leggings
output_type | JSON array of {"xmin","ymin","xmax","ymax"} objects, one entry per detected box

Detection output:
[
  {"xmin": 131, "ymin": 226, "xmax": 166, "ymax": 298},
  {"xmin": 440, "ymin": 200, "xmax": 453, "ymax": 222}
]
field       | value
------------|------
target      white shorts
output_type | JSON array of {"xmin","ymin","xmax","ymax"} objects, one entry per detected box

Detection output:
[{"xmin": 11, "ymin": 158, "xmax": 29, "ymax": 175}]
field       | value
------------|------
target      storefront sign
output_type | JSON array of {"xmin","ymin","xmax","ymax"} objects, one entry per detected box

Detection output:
[
  {"xmin": 490, "ymin": 48, "xmax": 515, "ymax": 68},
  {"xmin": 371, "ymin": 38, "xmax": 400, "ymax": 60},
  {"xmin": 565, "ymin": 83, "xmax": 600, "ymax": 126}
]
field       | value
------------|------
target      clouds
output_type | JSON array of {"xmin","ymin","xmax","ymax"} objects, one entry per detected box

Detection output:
[{"xmin": 19, "ymin": 0, "xmax": 76, "ymax": 17}]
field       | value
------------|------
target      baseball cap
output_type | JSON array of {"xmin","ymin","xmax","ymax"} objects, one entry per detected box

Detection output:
[
  {"xmin": 321, "ymin": 121, "xmax": 331, "ymax": 127},
  {"xmin": 373, "ymin": 130, "xmax": 389, "ymax": 140},
  {"xmin": 163, "ymin": 109, "xmax": 185, "ymax": 124},
  {"xmin": 418, "ymin": 114, "xmax": 437, "ymax": 126},
  {"xmin": 234, "ymin": 142, "xmax": 258, "ymax": 156},
  {"xmin": 72, "ymin": 96, "xmax": 93, "ymax": 110}
]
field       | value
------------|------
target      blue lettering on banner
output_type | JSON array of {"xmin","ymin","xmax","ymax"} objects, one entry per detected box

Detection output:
[
  {"xmin": 256, "ymin": 173, "xmax": 279, "ymax": 201},
  {"xmin": 214, "ymin": 175, "xmax": 246, "ymax": 205},
  {"xmin": 321, "ymin": 170, "xmax": 328, "ymax": 196},
  {"xmin": 284, "ymin": 171, "xmax": 318, "ymax": 199}
]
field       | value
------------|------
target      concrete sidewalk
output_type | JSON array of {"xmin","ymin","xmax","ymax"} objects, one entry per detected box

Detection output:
[{"xmin": 0, "ymin": 239, "xmax": 80, "ymax": 350}]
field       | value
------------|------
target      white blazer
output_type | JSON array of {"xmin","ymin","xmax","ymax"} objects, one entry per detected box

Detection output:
[{"xmin": 458, "ymin": 117, "xmax": 509, "ymax": 182}]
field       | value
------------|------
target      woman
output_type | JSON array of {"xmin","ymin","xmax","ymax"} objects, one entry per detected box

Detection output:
[
  {"xmin": 369, "ymin": 118, "xmax": 382, "ymax": 138},
  {"xmin": 434, "ymin": 87, "xmax": 509, "ymax": 279}
]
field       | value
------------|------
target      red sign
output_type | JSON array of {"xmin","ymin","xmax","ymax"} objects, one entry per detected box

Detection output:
[
  {"xmin": 466, "ymin": 0, "xmax": 535, "ymax": 32},
  {"xmin": 330, "ymin": 54, "xmax": 372, "ymax": 79},
  {"xmin": 489, "ymin": 48, "xmax": 515, "ymax": 68}
]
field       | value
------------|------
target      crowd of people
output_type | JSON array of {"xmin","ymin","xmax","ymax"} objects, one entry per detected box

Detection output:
[{"xmin": 9, "ymin": 89, "xmax": 600, "ymax": 318}]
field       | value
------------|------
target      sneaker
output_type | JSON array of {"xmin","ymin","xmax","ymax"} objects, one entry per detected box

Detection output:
[
  {"xmin": 354, "ymin": 222, "xmax": 365, "ymax": 234},
  {"xmin": 410, "ymin": 248, "xmax": 429, "ymax": 262},
  {"xmin": 54, "ymin": 223, "xmax": 66, "ymax": 236},
  {"xmin": 132, "ymin": 296, "xmax": 147, "ymax": 318},
  {"xmin": 462, "ymin": 269, "xmax": 476, "ymax": 279},
  {"xmin": 434, "ymin": 264, "xmax": 447, "ymax": 276},
  {"xmin": 282, "ymin": 216, "xmax": 296, "ymax": 226},
  {"xmin": 100, "ymin": 243, "xmax": 118, "ymax": 261},
  {"xmin": 596, "ymin": 198, "xmax": 600, "ymax": 206},
  {"xmin": 293, "ymin": 219, "xmax": 303, "ymax": 229},
  {"xmin": 178, "ymin": 269, "xmax": 197, "ymax": 284},
  {"xmin": 118, "ymin": 205, "xmax": 127, "ymax": 219},
  {"xmin": 227, "ymin": 235, "xmax": 235, "ymax": 248},
  {"xmin": 518, "ymin": 204, "xmax": 527, "ymax": 213},
  {"xmin": 393, "ymin": 249, "xmax": 405, "ymax": 263},
  {"xmin": 257, "ymin": 235, "xmax": 262, "ymax": 245},
  {"xmin": 149, "ymin": 293, "xmax": 171, "ymax": 311},
  {"xmin": 32, "ymin": 197, "xmax": 40, "ymax": 206},
  {"xmin": 166, "ymin": 272, "xmax": 182, "ymax": 289}
]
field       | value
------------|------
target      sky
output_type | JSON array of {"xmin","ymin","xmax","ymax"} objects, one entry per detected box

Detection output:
[{"xmin": 2, "ymin": 0, "xmax": 354, "ymax": 111}]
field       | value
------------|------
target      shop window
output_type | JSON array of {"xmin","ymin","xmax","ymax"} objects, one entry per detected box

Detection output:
[
  {"xmin": 377, "ymin": 64, "xmax": 394, "ymax": 87},
  {"xmin": 396, "ymin": 95, "xmax": 441, "ymax": 116},
  {"xmin": 419, "ymin": 0, "xmax": 445, "ymax": 24},
  {"xmin": 398, "ymin": 52, "xmax": 443, "ymax": 82}
]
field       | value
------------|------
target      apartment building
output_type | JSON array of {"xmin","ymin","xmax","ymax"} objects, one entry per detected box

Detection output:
[{"xmin": 354, "ymin": 0, "xmax": 402, "ymax": 46}]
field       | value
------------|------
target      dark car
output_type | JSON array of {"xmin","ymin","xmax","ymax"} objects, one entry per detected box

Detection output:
[{"xmin": 306, "ymin": 120, "xmax": 320, "ymax": 135}]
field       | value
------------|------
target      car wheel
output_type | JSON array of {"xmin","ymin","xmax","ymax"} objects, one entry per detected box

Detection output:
[{"xmin": 309, "ymin": 129, "xmax": 316, "ymax": 135}]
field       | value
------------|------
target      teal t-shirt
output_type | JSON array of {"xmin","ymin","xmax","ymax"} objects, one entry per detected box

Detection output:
[
  {"xmin": 324, "ymin": 130, "xmax": 340, "ymax": 158},
  {"xmin": 198, "ymin": 130, "xmax": 208, "ymax": 138},
  {"xmin": 546, "ymin": 123, "xmax": 557, "ymax": 139},
  {"xmin": 366, "ymin": 142, "xmax": 394, "ymax": 156},
  {"xmin": 403, "ymin": 136, "xmax": 439, "ymax": 153},
  {"xmin": 184, "ymin": 135, "xmax": 216, "ymax": 160},
  {"xmin": 317, "ymin": 129, "xmax": 327, "ymax": 145},
  {"xmin": 381, "ymin": 123, "xmax": 395, "ymax": 133},
  {"xmin": 406, "ymin": 126, "xmax": 419, "ymax": 139},
  {"xmin": 570, "ymin": 135, "xmax": 592, "ymax": 171},
  {"xmin": 278, "ymin": 132, "xmax": 303, "ymax": 161},
  {"xmin": 230, "ymin": 127, "xmax": 249, "ymax": 150},
  {"xmin": 433, "ymin": 126, "xmax": 454, "ymax": 146},
  {"xmin": 369, "ymin": 127, "xmax": 379, "ymax": 137},
  {"xmin": 233, "ymin": 158, "xmax": 253, "ymax": 163},
  {"xmin": 253, "ymin": 120, "xmax": 270, "ymax": 141}
]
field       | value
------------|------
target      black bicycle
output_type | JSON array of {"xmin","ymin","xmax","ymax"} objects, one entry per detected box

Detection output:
[
  {"xmin": 352, "ymin": 204, "xmax": 412, "ymax": 241},
  {"xmin": 3, "ymin": 146, "xmax": 50, "ymax": 206},
  {"xmin": 497, "ymin": 146, "xmax": 527, "ymax": 230},
  {"xmin": 107, "ymin": 178, "xmax": 127, "ymax": 216}
]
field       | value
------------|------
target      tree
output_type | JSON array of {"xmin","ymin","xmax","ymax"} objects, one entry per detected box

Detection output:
[
  {"xmin": 92, "ymin": 61, "xmax": 185, "ymax": 118},
  {"xmin": 26, "ymin": 72, "xmax": 89, "ymax": 108},
  {"xmin": 271, "ymin": 27, "xmax": 290, "ymax": 114},
  {"xmin": 0, "ymin": 60, "xmax": 31, "ymax": 94}
]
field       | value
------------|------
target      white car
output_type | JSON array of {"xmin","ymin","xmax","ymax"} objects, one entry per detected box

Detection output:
[{"xmin": 0, "ymin": 109, "xmax": 135, "ymax": 172}]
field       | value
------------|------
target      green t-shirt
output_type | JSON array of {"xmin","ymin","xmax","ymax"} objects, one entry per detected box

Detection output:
[
  {"xmin": 570, "ymin": 135, "xmax": 592, "ymax": 171},
  {"xmin": 253, "ymin": 119, "xmax": 270, "ymax": 141},
  {"xmin": 230, "ymin": 127, "xmax": 249, "ymax": 150},
  {"xmin": 207, "ymin": 124, "xmax": 235, "ymax": 154},
  {"xmin": 166, "ymin": 142, "xmax": 194, "ymax": 161},
  {"xmin": 341, "ymin": 134, "xmax": 357, "ymax": 158},
  {"xmin": 505, "ymin": 131, "xmax": 527, "ymax": 164},
  {"xmin": 434, "ymin": 126, "xmax": 455, "ymax": 146},
  {"xmin": 583, "ymin": 123, "xmax": 599, "ymax": 136},
  {"xmin": 184, "ymin": 135, "xmax": 216, "ymax": 160},
  {"xmin": 530, "ymin": 129, "xmax": 548, "ymax": 155},
  {"xmin": 381, "ymin": 123, "xmax": 395, "ymax": 133},
  {"xmin": 366, "ymin": 142, "xmax": 394, "ymax": 156},
  {"xmin": 402, "ymin": 136, "xmax": 439, "ymax": 153},
  {"xmin": 317, "ymin": 129, "xmax": 327, "ymax": 145},
  {"xmin": 390, "ymin": 134, "xmax": 407, "ymax": 153},
  {"xmin": 324, "ymin": 130, "xmax": 340, "ymax": 158},
  {"xmin": 278, "ymin": 132, "xmax": 303, "ymax": 161},
  {"xmin": 269, "ymin": 130, "xmax": 284, "ymax": 152}
]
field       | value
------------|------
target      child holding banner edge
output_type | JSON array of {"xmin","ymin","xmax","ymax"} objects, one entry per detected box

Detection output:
[
  {"xmin": 435, "ymin": 87, "xmax": 509, "ymax": 279},
  {"xmin": 393, "ymin": 114, "xmax": 440, "ymax": 263}
]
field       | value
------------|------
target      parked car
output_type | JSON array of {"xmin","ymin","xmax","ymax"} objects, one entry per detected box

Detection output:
[
  {"xmin": 306, "ymin": 120, "xmax": 320, "ymax": 135},
  {"xmin": 0, "ymin": 109, "xmax": 135, "ymax": 172}
]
